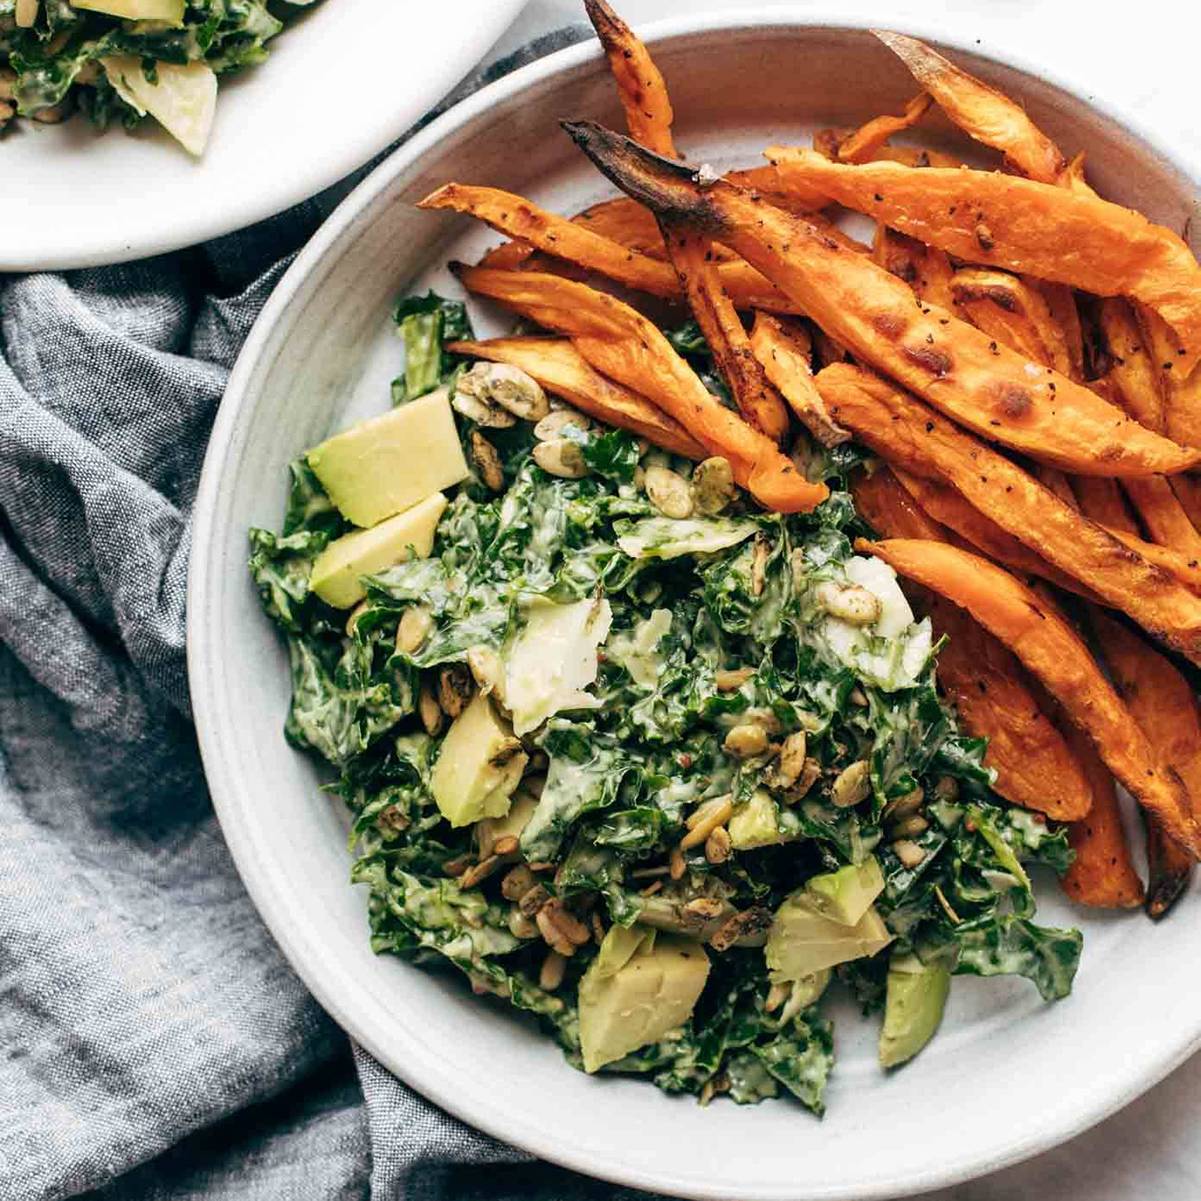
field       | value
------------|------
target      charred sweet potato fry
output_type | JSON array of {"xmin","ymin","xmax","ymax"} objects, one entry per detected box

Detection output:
[
  {"xmin": 1098, "ymin": 298, "xmax": 1163, "ymax": 431},
  {"xmin": 833, "ymin": 92, "xmax": 932, "ymax": 163},
  {"xmin": 873, "ymin": 226, "xmax": 956, "ymax": 307},
  {"xmin": 950, "ymin": 268, "xmax": 1072, "ymax": 375},
  {"xmin": 1090, "ymin": 608, "xmax": 1201, "ymax": 916},
  {"xmin": 851, "ymin": 464, "xmax": 949, "ymax": 541},
  {"xmin": 564, "ymin": 122, "xmax": 1200, "ymax": 475},
  {"xmin": 748, "ymin": 312, "xmax": 849, "ymax": 446},
  {"xmin": 873, "ymin": 31, "xmax": 1065, "ymax": 182},
  {"xmin": 456, "ymin": 266, "xmax": 827, "ymax": 512},
  {"xmin": 1103, "ymin": 527, "xmax": 1201, "ymax": 596},
  {"xmin": 446, "ymin": 336, "xmax": 705, "ymax": 458},
  {"xmin": 1123, "ymin": 475, "xmax": 1201, "ymax": 558},
  {"xmin": 859, "ymin": 536, "xmax": 1201, "ymax": 855},
  {"xmin": 763, "ymin": 149, "xmax": 1201, "ymax": 370},
  {"xmin": 1060, "ymin": 721, "xmax": 1145, "ymax": 909},
  {"xmin": 584, "ymin": 0, "xmax": 677, "ymax": 158},
  {"xmin": 814, "ymin": 363, "xmax": 1201, "ymax": 660},
  {"xmin": 661, "ymin": 225, "xmax": 790, "ymax": 441}
]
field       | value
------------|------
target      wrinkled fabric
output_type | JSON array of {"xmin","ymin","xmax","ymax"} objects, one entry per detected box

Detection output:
[{"xmin": 0, "ymin": 25, "xmax": 661, "ymax": 1201}]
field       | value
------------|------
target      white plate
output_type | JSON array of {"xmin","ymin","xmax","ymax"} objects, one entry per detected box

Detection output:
[
  {"xmin": 189, "ymin": 12, "xmax": 1201, "ymax": 1200},
  {"xmin": 0, "ymin": 0, "xmax": 527, "ymax": 271}
]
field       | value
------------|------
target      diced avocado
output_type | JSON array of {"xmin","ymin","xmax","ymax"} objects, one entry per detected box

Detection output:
[
  {"xmin": 475, "ymin": 789, "xmax": 537, "ymax": 858},
  {"xmin": 310, "ymin": 492, "xmax": 447, "ymax": 608},
  {"xmin": 878, "ymin": 953, "xmax": 951, "ymax": 1069},
  {"xmin": 306, "ymin": 390, "xmax": 469, "ymax": 528},
  {"xmin": 579, "ymin": 927, "xmax": 710, "ymax": 1072},
  {"xmin": 765, "ymin": 895, "xmax": 893, "ymax": 983},
  {"xmin": 728, "ymin": 788, "xmax": 788, "ymax": 850},
  {"xmin": 803, "ymin": 856, "xmax": 885, "ymax": 927},
  {"xmin": 430, "ymin": 694, "xmax": 527, "ymax": 828},
  {"xmin": 77, "ymin": 0, "xmax": 184, "ymax": 22}
]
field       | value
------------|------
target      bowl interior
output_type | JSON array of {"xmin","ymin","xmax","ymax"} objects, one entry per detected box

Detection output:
[{"xmin": 190, "ymin": 19, "xmax": 1201, "ymax": 1201}]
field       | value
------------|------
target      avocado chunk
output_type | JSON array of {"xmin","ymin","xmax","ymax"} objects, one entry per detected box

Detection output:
[
  {"xmin": 78, "ymin": 0, "xmax": 184, "ymax": 21},
  {"xmin": 803, "ymin": 856, "xmax": 885, "ymax": 927},
  {"xmin": 579, "ymin": 926, "xmax": 710, "ymax": 1073},
  {"xmin": 306, "ymin": 390, "xmax": 469, "ymax": 528},
  {"xmin": 430, "ymin": 694, "xmax": 527, "ymax": 828},
  {"xmin": 765, "ymin": 894, "xmax": 893, "ymax": 983},
  {"xmin": 310, "ymin": 492, "xmax": 447, "ymax": 608},
  {"xmin": 728, "ymin": 788, "xmax": 788, "ymax": 850},
  {"xmin": 879, "ymin": 953, "xmax": 951, "ymax": 1068}
]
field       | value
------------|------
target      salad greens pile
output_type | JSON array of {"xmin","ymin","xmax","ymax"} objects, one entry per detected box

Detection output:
[
  {"xmin": 248, "ymin": 291, "xmax": 1082, "ymax": 1114},
  {"xmin": 0, "ymin": 0, "xmax": 314, "ymax": 151}
]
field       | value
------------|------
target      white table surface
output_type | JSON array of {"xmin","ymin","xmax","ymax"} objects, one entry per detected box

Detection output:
[{"xmin": 483, "ymin": 2, "xmax": 1201, "ymax": 1198}]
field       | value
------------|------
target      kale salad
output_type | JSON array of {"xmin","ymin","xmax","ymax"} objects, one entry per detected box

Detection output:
[
  {"xmin": 248, "ymin": 293, "xmax": 1082, "ymax": 1114},
  {"xmin": 0, "ymin": 0, "xmax": 315, "ymax": 154}
]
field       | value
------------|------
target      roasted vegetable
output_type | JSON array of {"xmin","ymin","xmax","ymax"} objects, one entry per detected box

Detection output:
[
  {"xmin": 831, "ymin": 92, "xmax": 931, "ymax": 164},
  {"xmin": 1122, "ymin": 476, "xmax": 1201, "ymax": 558},
  {"xmin": 1098, "ymin": 298, "xmax": 1163, "ymax": 431},
  {"xmin": 950, "ymin": 268, "xmax": 1072, "ymax": 376}
]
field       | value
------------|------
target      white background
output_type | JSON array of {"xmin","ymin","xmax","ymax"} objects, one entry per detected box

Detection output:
[{"xmin": 485, "ymin": 2, "xmax": 1201, "ymax": 1198}]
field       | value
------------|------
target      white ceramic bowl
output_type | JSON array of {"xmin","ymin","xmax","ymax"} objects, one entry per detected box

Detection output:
[
  {"xmin": 189, "ymin": 13, "xmax": 1201, "ymax": 1199},
  {"xmin": 0, "ymin": 0, "xmax": 527, "ymax": 271}
]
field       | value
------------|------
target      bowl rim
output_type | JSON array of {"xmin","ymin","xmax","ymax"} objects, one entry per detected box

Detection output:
[{"xmin": 188, "ymin": 10, "xmax": 1201, "ymax": 1198}]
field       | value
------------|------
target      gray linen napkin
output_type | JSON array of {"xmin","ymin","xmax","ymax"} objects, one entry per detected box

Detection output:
[{"xmin": 0, "ymin": 25, "xmax": 669, "ymax": 1201}]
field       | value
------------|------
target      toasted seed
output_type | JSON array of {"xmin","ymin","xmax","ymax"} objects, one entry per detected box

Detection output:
[
  {"xmin": 508, "ymin": 908, "xmax": 539, "ymax": 939},
  {"xmin": 377, "ymin": 804, "xmax": 409, "ymax": 835},
  {"xmin": 491, "ymin": 835, "xmax": 520, "ymax": 857},
  {"xmin": 779, "ymin": 757, "xmax": 823, "ymax": 804},
  {"xmin": 645, "ymin": 464, "xmax": 694, "ymax": 518},
  {"xmin": 536, "ymin": 898, "xmax": 591, "ymax": 954},
  {"xmin": 501, "ymin": 865, "xmax": 537, "ymax": 901},
  {"xmin": 533, "ymin": 438, "xmax": 589, "ymax": 478},
  {"xmin": 709, "ymin": 906, "xmax": 773, "ymax": 952},
  {"xmin": 535, "ymin": 908, "xmax": 575, "ymax": 956},
  {"xmin": 443, "ymin": 854, "xmax": 472, "ymax": 878},
  {"xmin": 591, "ymin": 912, "xmax": 606, "ymax": 945},
  {"xmin": 751, "ymin": 536, "xmax": 769, "ymax": 597},
  {"xmin": 884, "ymin": 786, "xmax": 925, "ymax": 823},
  {"xmin": 669, "ymin": 846, "xmax": 687, "ymax": 880},
  {"xmin": 518, "ymin": 884, "xmax": 551, "ymax": 917},
  {"xmin": 539, "ymin": 949, "xmax": 568, "ymax": 991},
  {"xmin": 451, "ymin": 385, "xmax": 518, "ymax": 429},
  {"xmin": 640, "ymin": 878, "xmax": 664, "ymax": 896},
  {"xmin": 469, "ymin": 430, "xmax": 505, "ymax": 491},
  {"xmin": 933, "ymin": 775, "xmax": 960, "ymax": 802},
  {"xmin": 683, "ymin": 897, "xmax": 725, "ymax": 920},
  {"xmin": 397, "ymin": 605, "xmax": 433, "ymax": 654},
  {"xmin": 527, "ymin": 860, "xmax": 555, "ymax": 873},
  {"xmin": 466, "ymin": 644, "xmax": 504, "ymax": 698},
  {"xmin": 892, "ymin": 839, "xmax": 927, "ymax": 869},
  {"xmin": 849, "ymin": 686, "xmax": 869, "ymax": 707},
  {"xmin": 831, "ymin": 760, "xmax": 872, "ymax": 808},
  {"xmin": 418, "ymin": 681, "xmax": 443, "ymax": 736},
  {"xmin": 345, "ymin": 600, "xmax": 369, "ymax": 637},
  {"xmin": 691, "ymin": 456, "xmax": 736, "ymax": 515},
  {"xmin": 681, "ymin": 796, "xmax": 734, "ymax": 850},
  {"xmin": 773, "ymin": 731, "xmax": 808, "ymax": 789},
  {"xmin": 534, "ymin": 406, "xmax": 591, "ymax": 440},
  {"xmin": 458, "ymin": 361, "xmax": 550, "ymax": 420},
  {"xmin": 715, "ymin": 667, "xmax": 754, "ymax": 692},
  {"xmin": 459, "ymin": 854, "xmax": 502, "ymax": 889},
  {"xmin": 765, "ymin": 981, "xmax": 791, "ymax": 1013},
  {"xmin": 891, "ymin": 814, "xmax": 930, "ymax": 838},
  {"xmin": 705, "ymin": 826, "xmax": 732, "ymax": 865},
  {"xmin": 724, "ymin": 723, "xmax": 769, "ymax": 759},
  {"xmin": 686, "ymin": 795, "xmax": 733, "ymax": 831},
  {"xmin": 437, "ymin": 663, "xmax": 473, "ymax": 718},
  {"xmin": 815, "ymin": 581, "xmax": 882, "ymax": 626}
]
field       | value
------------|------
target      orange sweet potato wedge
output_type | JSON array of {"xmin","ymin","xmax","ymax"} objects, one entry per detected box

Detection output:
[
  {"xmin": 1071, "ymin": 475, "xmax": 1137, "ymax": 533},
  {"xmin": 661, "ymin": 225, "xmax": 791, "ymax": 441},
  {"xmin": 1170, "ymin": 473, "xmax": 1201, "ymax": 529},
  {"xmin": 872, "ymin": 226, "xmax": 956, "ymax": 307},
  {"xmin": 950, "ymin": 268, "xmax": 1073, "ymax": 376},
  {"xmin": 859, "ymin": 537, "xmax": 1201, "ymax": 855},
  {"xmin": 562, "ymin": 121, "xmax": 1199, "ymax": 475},
  {"xmin": 1103, "ymin": 526, "xmax": 1201, "ymax": 596},
  {"xmin": 455, "ymin": 266, "xmax": 826, "ymax": 513},
  {"xmin": 1098, "ymin": 298, "xmax": 1163, "ymax": 431},
  {"xmin": 873, "ymin": 31, "xmax": 1065, "ymax": 182},
  {"xmin": 1032, "ymin": 281, "xmax": 1086, "ymax": 381},
  {"xmin": 446, "ymin": 336, "xmax": 705, "ymax": 459},
  {"xmin": 834, "ymin": 92, "xmax": 932, "ymax": 164},
  {"xmin": 584, "ymin": 0, "xmax": 677, "ymax": 158},
  {"xmin": 1134, "ymin": 305, "xmax": 1201, "ymax": 447},
  {"xmin": 1060, "ymin": 721, "xmax": 1145, "ymax": 910},
  {"xmin": 1123, "ymin": 475, "xmax": 1201, "ymax": 558},
  {"xmin": 1090, "ymin": 608, "xmax": 1201, "ymax": 916},
  {"xmin": 762, "ymin": 149, "xmax": 1201, "ymax": 371},
  {"xmin": 851, "ymin": 464, "xmax": 949, "ymax": 542},
  {"xmin": 748, "ymin": 312, "xmax": 849, "ymax": 446},
  {"xmin": 814, "ymin": 363, "xmax": 1201, "ymax": 661}
]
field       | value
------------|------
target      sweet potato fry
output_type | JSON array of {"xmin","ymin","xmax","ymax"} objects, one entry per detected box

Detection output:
[
  {"xmin": 1134, "ymin": 305, "xmax": 1201, "ymax": 446},
  {"xmin": 1071, "ymin": 475, "xmax": 1138, "ymax": 533},
  {"xmin": 724, "ymin": 165, "xmax": 830, "ymax": 213},
  {"xmin": 563, "ymin": 121, "xmax": 1199, "ymax": 475},
  {"xmin": 455, "ymin": 266, "xmax": 826, "ymax": 513},
  {"xmin": 584, "ymin": 0, "xmax": 676, "ymax": 158},
  {"xmin": 762, "ymin": 149, "xmax": 1201, "ymax": 370},
  {"xmin": 873, "ymin": 31, "xmax": 1065, "ymax": 182},
  {"xmin": 1122, "ymin": 475, "xmax": 1201, "ymax": 558},
  {"xmin": 1098, "ymin": 298, "xmax": 1163, "ymax": 431},
  {"xmin": 1031, "ymin": 282, "xmax": 1085, "ymax": 380},
  {"xmin": 1090, "ymin": 608, "xmax": 1201, "ymax": 916},
  {"xmin": 1103, "ymin": 526, "xmax": 1201, "ymax": 596},
  {"xmin": 950, "ymin": 268, "xmax": 1072, "ymax": 375},
  {"xmin": 814, "ymin": 363, "xmax": 1201, "ymax": 660},
  {"xmin": 1060, "ymin": 722, "xmax": 1145, "ymax": 909},
  {"xmin": 446, "ymin": 336, "xmax": 705, "ymax": 459},
  {"xmin": 872, "ymin": 226, "xmax": 956, "ymax": 307},
  {"xmin": 748, "ymin": 312, "xmax": 849, "ymax": 446},
  {"xmin": 890, "ymin": 467, "xmax": 1098, "ymax": 601},
  {"xmin": 661, "ymin": 225, "xmax": 790, "ymax": 440},
  {"xmin": 1170, "ymin": 473, "xmax": 1201, "ymax": 529},
  {"xmin": 859, "ymin": 536, "xmax": 1201, "ymax": 855},
  {"xmin": 851, "ymin": 464, "xmax": 948, "ymax": 541},
  {"xmin": 834, "ymin": 93, "xmax": 932, "ymax": 164}
]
